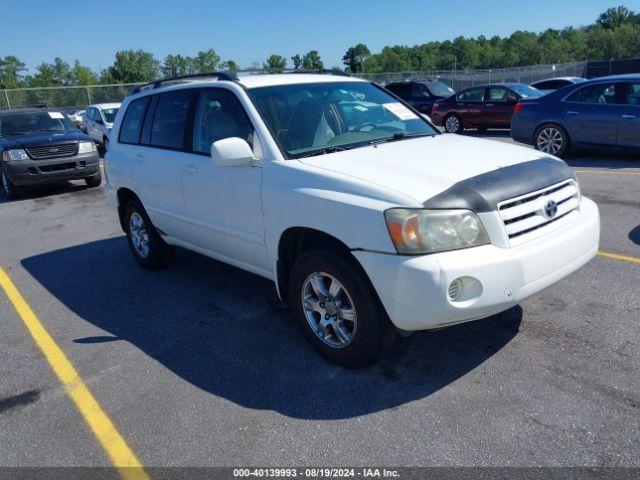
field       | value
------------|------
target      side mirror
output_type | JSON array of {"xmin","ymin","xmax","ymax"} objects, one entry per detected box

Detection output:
[{"xmin": 211, "ymin": 137, "xmax": 255, "ymax": 167}]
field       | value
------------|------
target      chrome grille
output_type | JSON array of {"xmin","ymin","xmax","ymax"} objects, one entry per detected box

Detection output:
[
  {"xmin": 26, "ymin": 143, "xmax": 78, "ymax": 159},
  {"xmin": 498, "ymin": 180, "xmax": 580, "ymax": 246}
]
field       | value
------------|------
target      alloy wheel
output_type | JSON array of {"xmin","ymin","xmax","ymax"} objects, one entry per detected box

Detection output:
[
  {"xmin": 301, "ymin": 272, "xmax": 357, "ymax": 348},
  {"xmin": 537, "ymin": 127, "xmax": 563, "ymax": 154},
  {"xmin": 129, "ymin": 212, "xmax": 150, "ymax": 259},
  {"xmin": 445, "ymin": 116, "xmax": 460, "ymax": 133}
]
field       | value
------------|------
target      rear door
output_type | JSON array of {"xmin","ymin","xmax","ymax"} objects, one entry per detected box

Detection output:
[
  {"xmin": 484, "ymin": 87, "xmax": 518, "ymax": 128},
  {"xmin": 409, "ymin": 83, "xmax": 434, "ymax": 113},
  {"xmin": 562, "ymin": 82, "xmax": 622, "ymax": 146},
  {"xmin": 455, "ymin": 87, "xmax": 485, "ymax": 127},
  {"xmin": 133, "ymin": 89, "xmax": 195, "ymax": 236},
  {"xmin": 618, "ymin": 81, "xmax": 640, "ymax": 147}
]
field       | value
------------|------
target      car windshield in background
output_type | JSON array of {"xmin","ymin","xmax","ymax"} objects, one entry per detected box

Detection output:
[
  {"xmin": 102, "ymin": 108, "xmax": 119, "ymax": 123},
  {"xmin": 510, "ymin": 85, "xmax": 545, "ymax": 98},
  {"xmin": 248, "ymin": 82, "xmax": 438, "ymax": 159},
  {"xmin": 426, "ymin": 81, "xmax": 455, "ymax": 97},
  {"xmin": 0, "ymin": 111, "xmax": 76, "ymax": 137}
]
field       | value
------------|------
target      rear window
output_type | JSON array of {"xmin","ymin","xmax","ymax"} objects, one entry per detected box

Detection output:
[
  {"xmin": 119, "ymin": 97, "xmax": 150, "ymax": 144},
  {"xmin": 150, "ymin": 91, "xmax": 192, "ymax": 149}
]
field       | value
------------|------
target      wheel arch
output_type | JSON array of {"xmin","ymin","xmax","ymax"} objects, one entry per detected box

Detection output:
[
  {"xmin": 116, "ymin": 187, "xmax": 142, "ymax": 232},
  {"xmin": 533, "ymin": 121, "xmax": 571, "ymax": 148}
]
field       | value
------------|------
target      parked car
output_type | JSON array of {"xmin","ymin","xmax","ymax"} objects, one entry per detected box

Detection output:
[
  {"xmin": 512, "ymin": 74, "xmax": 640, "ymax": 157},
  {"xmin": 385, "ymin": 80, "xmax": 455, "ymax": 114},
  {"xmin": 431, "ymin": 83, "xmax": 544, "ymax": 133},
  {"xmin": 105, "ymin": 72, "xmax": 599, "ymax": 367},
  {"xmin": 0, "ymin": 109, "xmax": 101, "ymax": 199},
  {"xmin": 65, "ymin": 108, "xmax": 86, "ymax": 128},
  {"xmin": 530, "ymin": 77, "xmax": 586, "ymax": 94},
  {"xmin": 82, "ymin": 103, "xmax": 120, "ymax": 150}
]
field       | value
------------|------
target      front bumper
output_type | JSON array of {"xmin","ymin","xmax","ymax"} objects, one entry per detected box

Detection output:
[
  {"xmin": 2, "ymin": 152, "xmax": 100, "ymax": 186},
  {"xmin": 354, "ymin": 198, "xmax": 600, "ymax": 331}
]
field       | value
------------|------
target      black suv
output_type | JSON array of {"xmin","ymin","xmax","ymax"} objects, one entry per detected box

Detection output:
[
  {"xmin": 385, "ymin": 80, "xmax": 455, "ymax": 115},
  {"xmin": 0, "ymin": 108, "xmax": 101, "ymax": 199}
]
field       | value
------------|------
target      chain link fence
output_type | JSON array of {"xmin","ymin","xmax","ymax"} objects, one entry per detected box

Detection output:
[{"xmin": 0, "ymin": 61, "xmax": 590, "ymax": 110}]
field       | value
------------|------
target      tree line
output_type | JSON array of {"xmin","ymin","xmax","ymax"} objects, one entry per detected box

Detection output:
[{"xmin": 0, "ymin": 6, "xmax": 638, "ymax": 89}]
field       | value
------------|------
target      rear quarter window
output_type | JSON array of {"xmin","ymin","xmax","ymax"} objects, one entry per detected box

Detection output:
[{"xmin": 119, "ymin": 97, "xmax": 150, "ymax": 144}]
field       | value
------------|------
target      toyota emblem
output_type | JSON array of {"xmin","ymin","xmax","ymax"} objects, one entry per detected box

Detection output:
[{"xmin": 544, "ymin": 200, "xmax": 558, "ymax": 218}]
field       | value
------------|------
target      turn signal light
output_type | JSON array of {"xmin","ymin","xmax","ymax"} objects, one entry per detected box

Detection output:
[{"xmin": 514, "ymin": 102, "xmax": 526, "ymax": 114}]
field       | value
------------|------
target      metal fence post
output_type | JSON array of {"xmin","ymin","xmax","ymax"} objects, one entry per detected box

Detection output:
[
  {"xmin": 86, "ymin": 86, "xmax": 92, "ymax": 105},
  {"xmin": 4, "ymin": 90, "xmax": 10, "ymax": 109}
]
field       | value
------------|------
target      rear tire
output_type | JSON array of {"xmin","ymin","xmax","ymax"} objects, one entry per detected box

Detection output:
[
  {"xmin": 444, "ymin": 114, "xmax": 463, "ymax": 134},
  {"xmin": 1, "ymin": 168, "xmax": 20, "ymax": 200},
  {"xmin": 124, "ymin": 200, "xmax": 175, "ymax": 270},
  {"xmin": 534, "ymin": 123, "xmax": 570, "ymax": 157},
  {"xmin": 289, "ymin": 249, "xmax": 397, "ymax": 368},
  {"xmin": 85, "ymin": 171, "xmax": 102, "ymax": 188}
]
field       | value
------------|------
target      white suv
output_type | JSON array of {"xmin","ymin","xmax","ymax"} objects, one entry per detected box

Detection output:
[
  {"xmin": 82, "ymin": 103, "xmax": 120, "ymax": 150},
  {"xmin": 105, "ymin": 72, "xmax": 600, "ymax": 367}
]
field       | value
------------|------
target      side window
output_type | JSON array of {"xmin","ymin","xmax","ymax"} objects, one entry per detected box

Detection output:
[
  {"xmin": 119, "ymin": 97, "xmax": 150, "ymax": 144},
  {"xmin": 488, "ymin": 88, "xmax": 509, "ymax": 101},
  {"xmin": 86, "ymin": 108, "xmax": 94, "ymax": 120},
  {"xmin": 150, "ymin": 90, "xmax": 193, "ymax": 149},
  {"xmin": 412, "ymin": 83, "xmax": 430, "ymax": 98},
  {"xmin": 192, "ymin": 89, "xmax": 254, "ymax": 154},
  {"xmin": 567, "ymin": 83, "xmax": 619, "ymax": 104},
  {"xmin": 623, "ymin": 83, "xmax": 640, "ymax": 106},
  {"xmin": 458, "ymin": 88, "xmax": 484, "ymax": 102}
]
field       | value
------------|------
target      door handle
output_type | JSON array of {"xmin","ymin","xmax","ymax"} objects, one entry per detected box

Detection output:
[
  {"xmin": 566, "ymin": 111, "xmax": 579, "ymax": 116},
  {"xmin": 183, "ymin": 164, "xmax": 198, "ymax": 174},
  {"xmin": 621, "ymin": 114, "xmax": 637, "ymax": 120}
]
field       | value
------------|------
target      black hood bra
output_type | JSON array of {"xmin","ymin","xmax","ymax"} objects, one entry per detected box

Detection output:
[{"xmin": 423, "ymin": 157, "xmax": 576, "ymax": 213}]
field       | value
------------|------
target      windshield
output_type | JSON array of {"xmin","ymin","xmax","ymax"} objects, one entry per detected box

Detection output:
[
  {"xmin": 0, "ymin": 111, "xmax": 76, "ymax": 137},
  {"xmin": 101, "ymin": 108, "xmax": 119, "ymax": 123},
  {"xmin": 510, "ymin": 85, "xmax": 544, "ymax": 98},
  {"xmin": 426, "ymin": 81, "xmax": 455, "ymax": 97},
  {"xmin": 248, "ymin": 81, "xmax": 438, "ymax": 159}
]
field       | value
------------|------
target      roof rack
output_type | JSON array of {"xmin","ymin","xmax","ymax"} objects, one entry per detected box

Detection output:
[
  {"xmin": 129, "ymin": 71, "xmax": 239, "ymax": 95},
  {"xmin": 282, "ymin": 69, "xmax": 351, "ymax": 77}
]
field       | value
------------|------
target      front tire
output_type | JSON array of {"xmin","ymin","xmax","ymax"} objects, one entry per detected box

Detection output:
[
  {"xmin": 534, "ymin": 123, "xmax": 570, "ymax": 157},
  {"xmin": 85, "ymin": 171, "xmax": 102, "ymax": 188},
  {"xmin": 1, "ymin": 168, "xmax": 20, "ymax": 200},
  {"xmin": 289, "ymin": 249, "xmax": 397, "ymax": 368},
  {"xmin": 444, "ymin": 114, "xmax": 463, "ymax": 134},
  {"xmin": 124, "ymin": 200, "xmax": 175, "ymax": 270}
]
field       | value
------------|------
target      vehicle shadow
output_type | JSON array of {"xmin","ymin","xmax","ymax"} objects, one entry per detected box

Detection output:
[
  {"xmin": 0, "ymin": 181, "xmax": 90, "ymax": 205},
  {"xmin": 629, "ymin": 226, "xmax": 640, "ymax": 246},
  {"xmin": 22, "ymin": 238, "xmax": 522, "ymax": 420}
]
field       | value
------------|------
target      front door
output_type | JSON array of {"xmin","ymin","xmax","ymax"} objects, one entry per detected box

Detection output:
[
  {"xmin": 455, "ymin": 87, "xmax": 485, "ymax": 128},
  {"xmin": 181, "ymin": 88, "xmax": 267, "ymax": 272}
]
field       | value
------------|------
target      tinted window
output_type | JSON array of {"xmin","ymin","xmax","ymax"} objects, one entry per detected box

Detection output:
[
  {"xmin": 509, "ymin": 84, "xmax": 544, "ymax": 98},
  {"xmin": 386, "ymin": 84, "xmax": 410, "ymax": 97},
  {"xmin": 488, "ymin": 88, "xmax": 509, "ymax": 100},
  {"xmin": 192, "ymin": 89, "xmax": 253, "ymax": 154},
  {"xmin": 119, "ymin": 97, "xmax": 150, "ymax": 144},
  {"xmin": 567, "ymin": 83, "xmax": 619, "ymax": 104},
  {"xmin": 102, "ymin": 108, "xmax": 119, "ymax": 123},
  {"xmin": 150, "ymin": 91, "xmax": 192, "ymax": 149},
  {"xmin": 623, "ymin": 83, "xmax": 640, "ymax": 105},
  {"xmin": 412, "ymin": 83, "xmax": 430, "ymax": 98},
  {"xmin": 458, "ymin": 88, "xmax": 484, "ymax": 101}
]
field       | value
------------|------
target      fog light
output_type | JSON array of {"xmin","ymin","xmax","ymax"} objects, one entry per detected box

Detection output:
[{"xmin": 448, "ymin": 278, "xmax": 463, "ymax": 301}]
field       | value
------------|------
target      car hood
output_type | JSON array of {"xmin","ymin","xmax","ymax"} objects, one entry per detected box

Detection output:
[
  {"xmin": 0, "ymin": 130, "xmax": 90, "ymax": 150},
  {"xmin": 298, "ymin": 134, "xmax": 555, "ymax": 204}
]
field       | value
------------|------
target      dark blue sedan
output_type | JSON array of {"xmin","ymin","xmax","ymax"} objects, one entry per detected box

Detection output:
[{"xmin": 511, "ymin": 74, "xmax": 640, "ymax": 157}]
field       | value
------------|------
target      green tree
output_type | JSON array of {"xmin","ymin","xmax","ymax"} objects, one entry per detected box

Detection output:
[
  {"xmin": 291, "ymin": 54, "xmax": 302, "ymax": 70},
  {"xmin": 71, "ymin": 60, "xmax": 98, "ymax": 85},
  {"xmin": 263, "ymin": 54, "xmax": 287, "ymax": 72},
  {"xmin": 0, "ymin": 56, "xmax": 27, "ymax": 88},
  {"xmin": 162, "ymin": 54, "xmax": 194, "ymax": 77},
  {"xmin": 191, "ymin": 49, "xmax": 221, "ymax": 72},
  {"xmin": 302, "ymin": 50, "xmax": 324, "ymax": 70},
  {"xmin": 28, "ymin": 58, "xmax": 73, "ymax": 87},
  {"xmin": 220, "ymin": 60, "xmax": 239, "ymax": 73},
  {"xmin": 108, "ymin": 50, "xmax": 160, "ymax": 83},
  {"xmin": 597, "ymin": 6, "xmax": 638, "ymax": 29},
  {"xmin": 342, "ymin": 43, "xmax": 371, "ymax": 73}
]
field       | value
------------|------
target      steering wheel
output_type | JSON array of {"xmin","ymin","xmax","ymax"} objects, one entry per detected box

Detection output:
[{"xmin": 353, "ymin": 122, "xmax": 377, "ymax": 132}]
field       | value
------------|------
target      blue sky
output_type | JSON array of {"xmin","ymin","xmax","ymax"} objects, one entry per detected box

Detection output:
[{"xmin": 4, "ymin": 0, "xmax": 639, "ymax": 73}]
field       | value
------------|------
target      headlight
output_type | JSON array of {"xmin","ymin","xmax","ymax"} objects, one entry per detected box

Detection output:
[
  {"xmin": 78, "ymin": 141, "xmax": 97, "ymax": 154},
  {"xmin": 385, "ymin": 209, "xmax": 490, "ymax": 255},
  {"xmin": 1, "ymin": 149, "xmax": 29, "ymax": 161}
]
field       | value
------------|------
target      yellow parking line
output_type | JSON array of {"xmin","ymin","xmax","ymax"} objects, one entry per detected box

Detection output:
[
  {"xmin": 0, "ymin": 267, "xmax": 149, "ymax": 480},
  {"xmin": 598, "ymin": 251, "xmax": 640, "ymax": 265},
  {"xmin": 574, "ymin": 169, "xmax": 640, "ymax": 176}
]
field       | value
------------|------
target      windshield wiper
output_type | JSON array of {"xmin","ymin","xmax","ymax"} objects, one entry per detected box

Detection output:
[
  {"xmin": 295, "ymin": 145, "xmax": 356, "ymax": 159},
  {"xmin": 368, "ymin": 132, "xmax": 434, "ymax": 145}
]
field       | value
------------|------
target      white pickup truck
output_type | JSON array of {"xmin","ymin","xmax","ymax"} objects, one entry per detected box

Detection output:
[{"xmin": 105, "ymin": 72, "xmax": 600, "ymax": 367}]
